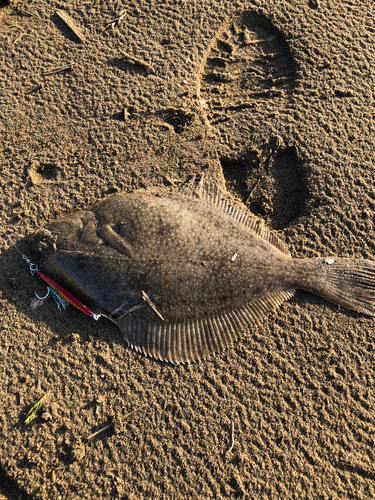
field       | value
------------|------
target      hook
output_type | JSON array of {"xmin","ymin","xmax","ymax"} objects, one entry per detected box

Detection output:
[{"xmin": 35, "ymin": 288, "xmax": 50, "ymax": 300}]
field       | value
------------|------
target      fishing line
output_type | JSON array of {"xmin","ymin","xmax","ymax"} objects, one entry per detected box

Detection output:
[{"xmin": 0, "ymin": 223, "xmax": 39, "ymax": 276}]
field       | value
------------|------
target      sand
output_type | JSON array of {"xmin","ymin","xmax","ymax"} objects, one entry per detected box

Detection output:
[{"xmin": 1, "ymin": 0, "xmax": 375, "ymax": 498}]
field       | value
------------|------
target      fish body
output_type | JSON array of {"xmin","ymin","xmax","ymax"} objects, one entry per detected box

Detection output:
[{"xmin": 31, "ymin": 180, "xmax": 375, "ymax": 363}]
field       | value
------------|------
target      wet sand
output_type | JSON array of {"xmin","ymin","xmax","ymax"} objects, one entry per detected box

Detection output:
[{"xmin": 1, "ymin": 0, "xmax": 375, "ymax": 498}]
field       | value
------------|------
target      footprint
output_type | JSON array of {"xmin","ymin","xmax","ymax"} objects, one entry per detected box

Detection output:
[
  {"xmin": 220, "ymin": 142, "xmax": 308, "ymax": 230},
  {"xmin": 157, "ymin": 108, "xmax": 194, "ymax": 134},
  {"xmin": 197, "ymin": 10, "xmax": 297, "ymax": 125},
  {"xmin": 195, "ymin": 9, "xmax": 306, "ymax": 228},
  {"xmin": 27, "ymin": 161, "xmax": 58, "ymax": 186}
]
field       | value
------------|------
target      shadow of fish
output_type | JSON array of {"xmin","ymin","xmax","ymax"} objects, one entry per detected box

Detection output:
[{"xmin": 30, "ymin": 179, "xmax": 375, "ymax": 363}]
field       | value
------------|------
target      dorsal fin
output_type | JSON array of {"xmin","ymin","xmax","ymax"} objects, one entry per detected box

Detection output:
[
  {"xmin": 179, "ymin": 178, "xmax": 291, "ymax": 257},
  {"xmin": 117, "ymin": 289, "xmax": 295, "ymax": 364}
]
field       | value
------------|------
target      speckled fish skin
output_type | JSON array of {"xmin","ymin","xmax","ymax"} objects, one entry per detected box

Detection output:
[
  {"xmin": 31, "ymin": 181, "xmax": 375, "ymax": 363},
  {"xmin": 32, "ymin": 192, "xmax": 291, "ymax": 319}
]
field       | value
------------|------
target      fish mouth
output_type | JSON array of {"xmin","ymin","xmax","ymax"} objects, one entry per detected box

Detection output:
[{"xmin": 29, "ymin": 227, "xmax": 57, "ymax": 257}]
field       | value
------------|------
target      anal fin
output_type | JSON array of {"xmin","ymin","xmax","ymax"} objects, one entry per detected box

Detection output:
[{"xmin": 116, "ymin": 289, "xmax": 295, "ymax": 363}]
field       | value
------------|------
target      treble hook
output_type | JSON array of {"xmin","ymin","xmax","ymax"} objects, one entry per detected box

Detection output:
[{"xmin": 35, "ymin": 288, "xmax": 50, "ymax": 300}]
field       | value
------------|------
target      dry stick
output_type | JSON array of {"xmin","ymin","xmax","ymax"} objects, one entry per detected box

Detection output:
[
  {"xmin": 14, "ymin": 6, "xmax": 33, "ymax": 16},
  {"xmin": 163, "ymin": 175, "xmax": 177, "ymax": 186},
  {"xmin": 120, "ymin": 51, "xmax": 155, "ymax": 75},
  {"xmin": 13, "ymin": 32, "xmax": 25, "ymax": 44},
  {"xmin": 102, "ymin": 9, "xmax": 126, "ymax": 31},
  {"xmin": 109, "ymin": 299, "xmax": 129, "ymax": 318},
  {"xmin": 115, "ymin": 301, "xmax": 146, "ymax": 322},
  {"xmin": 142, "ymin": 290, "xmax": 165, "ymax": 321},
  {"xmin": 43, "ymin": 64, "xmax": 74, "ymax": 76},
  {"xmin": 112, "ymin": 291, "xmax": 164, "ymax": 321},
  {"xmin": 244, "ymin": 35, "xmax": 277, "ymax": 45},
  {"xmin": 225, "ymin": 421, "xmax": 235, "ymax": 456},
  {"xmin": 87, "ymin": 404, "xmax": 147, "ymax": 441},
  {"xmin": 247, "ymin": 179, "xmax": 261, "ymax": 201},
  {"xmin": 231, "ymin": 34, "xmax": 278, "ymax": 56},
  {"xmin": 55, "ymin": 10, "xmax": 85, "ymax": 42}
]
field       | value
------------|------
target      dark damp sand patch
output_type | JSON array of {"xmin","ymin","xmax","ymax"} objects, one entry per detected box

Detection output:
[{"xmin": 220, "ymin": 143, "xmax": 308, "ymax": 229}]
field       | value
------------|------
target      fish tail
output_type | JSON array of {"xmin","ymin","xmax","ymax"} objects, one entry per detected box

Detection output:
[{"xmin": 296, "ymin": 258, "xmax": 375, "ymax": 316}]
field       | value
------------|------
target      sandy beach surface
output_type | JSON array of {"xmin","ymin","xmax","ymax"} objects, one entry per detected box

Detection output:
[{"xmin": 1, "ymin": 0, "xmax": 375, "ymax": 498}]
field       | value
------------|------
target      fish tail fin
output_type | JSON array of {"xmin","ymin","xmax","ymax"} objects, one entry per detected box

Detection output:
[{"xmin": 298, "ymin": 258, "xmax": 375, "ymax": 316}]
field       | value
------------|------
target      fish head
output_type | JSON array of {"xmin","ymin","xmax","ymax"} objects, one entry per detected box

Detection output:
[
  {"xmin": 30, "ymin": 210, "xmax": 99, "ymax": 257},
  {"xmin": 29, "ymin": 209, "xmax": 108, "ymax": 315}
]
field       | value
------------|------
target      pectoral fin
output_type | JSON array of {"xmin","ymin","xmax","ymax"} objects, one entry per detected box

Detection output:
[{"xmin": 98, "ymin": 224, "xmax": 134, "ymax": 258}]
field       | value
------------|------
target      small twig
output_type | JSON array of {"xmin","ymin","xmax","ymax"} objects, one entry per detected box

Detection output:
[
  {"xmin": 225, "ymin": 421, "xmax": 235, "ymax": 456},
  {"xmin": 120, "ymin": 51, "xmax": 155, "ymax": 75},
  {"xmin": 163, "ymin": 175, "xmax": 176, "ymax": 186},
  {"xmin": 14, "ymin": 6, "xmax": 33, "ymax": 16},
  {"xmin": 43, "ymin": 64, "xmax": 74, "ymax": 76},
  {"xmin": 109, "ymin": 299, "xmax": 129, "ymax": 318},
  {"xmin": 56, "ymin": 10, "xmax": 85, "ymax": 43},
  {"xmin": 231, "ymin": 33, "xmax": 277, "ymax": 56},
  {"xmin": 115, "ymin": 301, "xmax": 146, "ymax": 321},
  {"xmin": 87, "ymin": 424, "xmax": 112, "ymax": 441},
  {"xmin": 87, "ymin": 404, "xmax": 147, "ymax": 441},
  {"xmin": 142, "ymin": 290, "xmax": 165, "ymax": 321},
  {"xmin": 244, "ymin": 35, "xmax": 277, "ymax": 46},
  {"xmin": 102, "ymin": 9, "xmax": 126, "ymax": 31},
  {"xmin": 13, "ymin": 32, "xmax": 25, "ymax": 44},
  {"xmin": 113, "ymin": 291, "xmax": 164, "ymax": 321},
  {"xmin": 245, "ymin": 179, "xmax": 261, "ymax": 203}
]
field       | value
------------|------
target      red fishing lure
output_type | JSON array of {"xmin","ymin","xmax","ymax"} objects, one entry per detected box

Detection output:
[
  {"xmin": 37, "ymin": 271, "xmax": 99, "ymax": 319},
  {"xmin": 1, "ymin": 225, "xmax": 100, "ymax": 320}
]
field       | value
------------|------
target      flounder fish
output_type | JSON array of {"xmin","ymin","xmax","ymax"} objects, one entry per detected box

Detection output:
[{"xmin": 30, "ymin": 180, "xmax": 375, "ymax": 363}]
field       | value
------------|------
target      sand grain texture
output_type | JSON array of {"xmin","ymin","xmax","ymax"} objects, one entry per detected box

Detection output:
[{"xmin": 1, "ymin": 0, "xmax": 375, "ymax": 498}]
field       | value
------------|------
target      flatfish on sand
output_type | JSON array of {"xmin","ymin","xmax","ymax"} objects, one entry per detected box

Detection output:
[{"xmin": 30, "ymin": 180, "xmax": 375, "ymax": 363}]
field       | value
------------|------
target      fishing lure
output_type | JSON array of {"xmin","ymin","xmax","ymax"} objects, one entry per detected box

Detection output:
[
  {"xmin": 2, "ymin": 226, "xmax": 100, "ymax": 320},
  {"xmin": 36, "ymin": 271, "xmax": 100, "ymax": 319}
]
